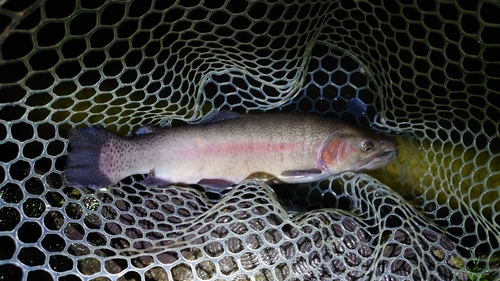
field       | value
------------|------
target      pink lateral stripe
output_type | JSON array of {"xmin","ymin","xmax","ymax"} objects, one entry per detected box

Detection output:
[{"xmin": 173, "ymin": 140, "xmax": 310, "ymax": 157}]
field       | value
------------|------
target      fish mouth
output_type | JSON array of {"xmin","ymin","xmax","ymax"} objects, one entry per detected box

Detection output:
[
  {"xmin": 355, "ymin": 149, "xmax": 397, "ymax": 171},
  {"xmin": 378, "ymin": 150, "xmax": 397, "ymax": 159}
]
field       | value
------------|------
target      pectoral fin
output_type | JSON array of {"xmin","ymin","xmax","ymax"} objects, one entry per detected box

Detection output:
[
  {"xmin": 281, "ymin": 168, "xmax": 324, "ymax": 178},
  {"xmin": 279, "ymin": 168, "xmax": 326, "ymax": 184}
]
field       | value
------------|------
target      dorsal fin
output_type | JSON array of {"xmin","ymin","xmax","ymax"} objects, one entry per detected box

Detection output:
[
  {"xmin": 134, "ymin": 126, "xmax": 160, "ymax": 135},
  {"xmin": 199, "ymin": 111, "xmax": 240, "ymax": 125}
]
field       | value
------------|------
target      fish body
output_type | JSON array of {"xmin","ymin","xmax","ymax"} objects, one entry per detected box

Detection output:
[{"xmin": 63, "ymin": 112, "xmax": 396, "ymax": 189}]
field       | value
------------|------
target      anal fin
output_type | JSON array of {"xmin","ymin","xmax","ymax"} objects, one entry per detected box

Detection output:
[{"xmin": 139, "ymin": 169, "xmax": 174, "ymax": 187}]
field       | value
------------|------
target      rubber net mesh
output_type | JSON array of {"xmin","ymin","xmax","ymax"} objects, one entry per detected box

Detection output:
[{"xmin": 0, "ymin": 0, "xmax": 499, "ymax": 280}]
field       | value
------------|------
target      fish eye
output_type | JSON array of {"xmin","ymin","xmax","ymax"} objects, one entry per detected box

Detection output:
[{"xmin": 362, "ymin": 141, "xmax": 373, "ymax": 152}]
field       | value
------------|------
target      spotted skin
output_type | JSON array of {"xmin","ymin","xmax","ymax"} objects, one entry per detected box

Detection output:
[{"xmin": 63, "ymin": 112, "xmax": 396, "ymax": 190}]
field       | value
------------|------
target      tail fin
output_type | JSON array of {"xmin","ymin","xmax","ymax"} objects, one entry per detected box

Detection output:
[{"xmin": 63, "ymin": 126, "xmax": 115, "ymax": 189}]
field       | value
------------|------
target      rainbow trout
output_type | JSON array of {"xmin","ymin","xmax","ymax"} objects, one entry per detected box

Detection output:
[{"xmin": 63, "ymin": 112, "xmax": 396, "ymax": 190}]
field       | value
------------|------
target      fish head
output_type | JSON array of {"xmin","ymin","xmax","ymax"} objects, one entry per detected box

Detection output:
[{"xmin": 320, "ymin": 129, "xmax": 397, "ymax": 174}]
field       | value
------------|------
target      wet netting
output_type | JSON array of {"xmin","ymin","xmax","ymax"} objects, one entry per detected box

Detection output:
[{"xmin": 1, "ymin": 0, "xmax": 499, "ymax": 280}]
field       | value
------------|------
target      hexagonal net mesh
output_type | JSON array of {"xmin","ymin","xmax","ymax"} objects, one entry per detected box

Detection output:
[{"xmin": 0, "ymin": 0, "xmax": 499, "ymax": 280}]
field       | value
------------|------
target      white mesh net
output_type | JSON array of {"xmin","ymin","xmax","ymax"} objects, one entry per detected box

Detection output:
[{"xmin": 1, "ymin": 0, "xmax": 499, "ymax": 280}]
